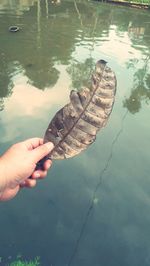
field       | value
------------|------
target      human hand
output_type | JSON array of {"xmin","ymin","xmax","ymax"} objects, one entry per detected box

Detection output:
[{"xmin": 0, "ymin": 138, "xmax": 54, "ymax": 201}]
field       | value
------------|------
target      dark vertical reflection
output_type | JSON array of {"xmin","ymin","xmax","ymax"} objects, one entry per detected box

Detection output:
[
  {"xmin": 124, "ymin": 56, "xmax": 150, "ymax": 114},
  {"xmin": 122, "ymin": 18, "xmax": 150, "ymax": 113}
]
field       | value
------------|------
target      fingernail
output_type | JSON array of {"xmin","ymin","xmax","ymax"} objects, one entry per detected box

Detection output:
[
  {"xmin": 46, "ymin": 161, "xmax": 51, "ymax": 168},
  {"xmin": 45, "ymin": 142, "xmax": 54, "ymax": 150},
  {"xmin": 35, "ymin": 172, "xmax": 40, "ymax": 179}
]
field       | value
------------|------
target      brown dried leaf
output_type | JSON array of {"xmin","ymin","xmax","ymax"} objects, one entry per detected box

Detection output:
[{"xmin": 44, "ymin": 60, "xmax": 117, "ymax": 159}]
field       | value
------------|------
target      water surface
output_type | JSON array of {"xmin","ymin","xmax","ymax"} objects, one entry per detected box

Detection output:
[{"xmin": 0, "ymin": 1, "xmax": 150, "ymax": 265}]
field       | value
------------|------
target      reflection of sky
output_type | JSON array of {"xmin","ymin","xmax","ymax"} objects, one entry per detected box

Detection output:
[
  {"xmin": 100, "ymin": 27, "xmax": 142, "ymax": 63},
  {"xmin": 0, "ymin": 65, "xmax": 70, "ymax": 143},
  {"xmin": 73, "ymin": 25, "xmax": 143, "ymax": 65},
  {"xmin": 6, "ymin": 65, "xmax": 70, "ymax": 116}
]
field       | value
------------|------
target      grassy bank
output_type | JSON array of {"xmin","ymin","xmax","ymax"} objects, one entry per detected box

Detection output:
[
  {"xmin": 8, "ymin": 257, "xmax": 40, "ymax": 266},
  {"xmin": 95, "ymin": 0, "xmax": 150, "ymax": 8}
]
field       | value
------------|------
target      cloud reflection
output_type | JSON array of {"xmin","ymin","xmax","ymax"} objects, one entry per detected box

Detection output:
[
  {"xmin": 6, "ymin": 65, "xmax": 70, "ymax": 114},
  {"xmin": 0, "ymin": 65, "xmax": 71, "ymax": 143}
]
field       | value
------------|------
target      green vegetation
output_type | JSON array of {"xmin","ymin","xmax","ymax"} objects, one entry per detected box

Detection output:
[
  {"xmin": 97, "ymin": 0, "xmax": 150, "ymax": 7},
  {"xmin": 120, "ymin": 0, "xmax": 149, "ymax": 3},
  {"xmin": 8, "ymin": 257, "xmax": 40, "ymax": 266},
  {"xmin": 119, "ymin": 0, "xmax": 150, "ymax": 5}
]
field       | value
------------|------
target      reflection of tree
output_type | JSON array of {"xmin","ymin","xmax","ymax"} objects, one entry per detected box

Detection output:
[
  {"xmin": 0, "ymin": 54, "xmax": 13, "ymax": 111},
  {"xmin": 0, "ymin": 0, "xmax": 82, "ymax": 110},
  {"xmin": 67, "ymin": 0, "xmax": 111, "ymax": 91},
  {"xmin": 1, "ymin": 0, "xmax": 150, "ymax": 114},
  {"xmin": 124, "ymin": 57, "xmax": 150, "ymax": 114},
  {"xmin": 128, "ymin": 23, "xmax": 145, "ymax": 39},
  {"xmin": 67, "ymin": 58, "xmax": 95, "ymax": 90},
  {"xmin": 123, "ymin": 16, "xmax": 150, "ymax": 114},
  {"xmin": 0, "ymin": 0, "xmax": 37, "ymax": 15},
  {"xmin": 0, "ymin": 0, "xmax": 112, "ymax": 104},
  {"xmin": 0, "ymin": 54, "xmax": 11, "ymax": 97},
  {"xmin": 25, "ymin": 60, "xmax": 60, "ymax": 89},
  {"xmin": 0, "ymin": 99, "xmax": 4, "ymax": 111},
  {"xmin": 127, "ymin": 19, "xmax": 150, "ymax": 55},
  {"xmin": 0, "ymin": 72, "xmax": 10, "ymax": 98}
]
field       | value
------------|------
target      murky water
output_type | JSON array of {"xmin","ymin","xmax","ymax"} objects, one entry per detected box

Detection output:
[{"xmin": 0, "ymin": 0, "xmax": 150, "ymax": 265}]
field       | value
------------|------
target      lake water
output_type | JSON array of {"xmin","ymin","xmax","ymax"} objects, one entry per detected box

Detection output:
[{"xmin": 0, "ymin": 0, "xmax": 150, "ymax": 265}]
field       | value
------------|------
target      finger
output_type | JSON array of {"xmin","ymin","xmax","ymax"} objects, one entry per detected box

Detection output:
[
  {"xmin": 43, "ymin": 159, "xmax": 52, "ymax": 171},
  {"xmin": 20, "ymin": 179, "xmax": 37, "ymax": 188},
  {"xmin": 23, "ymin": 138, "xmax": 44, "ymax": 150},
  {"xmin": 32, "ymin": 170, "xmax": 47, "ymax": 179},
  {"xmin": 30, "ymin": 142, "xmax": 54, "ymax": 163}
]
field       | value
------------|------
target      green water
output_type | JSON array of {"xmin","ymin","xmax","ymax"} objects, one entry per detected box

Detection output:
[{"xmin": 0, "ymin": 0, "xmax": 150, "ymax": 265}]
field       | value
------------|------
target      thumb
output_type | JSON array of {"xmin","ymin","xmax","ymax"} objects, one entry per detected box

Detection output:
[{"xmin": 30, "ymin": 142, "xmax": 54, "ymax": 163}]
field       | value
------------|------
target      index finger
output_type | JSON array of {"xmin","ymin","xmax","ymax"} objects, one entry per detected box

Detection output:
[{"xmin": 23, "ymin": 138, "xmax": 44, "ymax": 150}]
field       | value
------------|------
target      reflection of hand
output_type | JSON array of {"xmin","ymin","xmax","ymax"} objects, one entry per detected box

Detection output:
[{"xmin": 0, "ymin": 138, "xmax": 54, "ymax": 201}]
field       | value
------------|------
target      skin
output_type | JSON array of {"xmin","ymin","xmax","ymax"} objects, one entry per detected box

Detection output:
[{"xmin": 0, "ymin": 138, "xmax": 54, "ymax": 201}]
